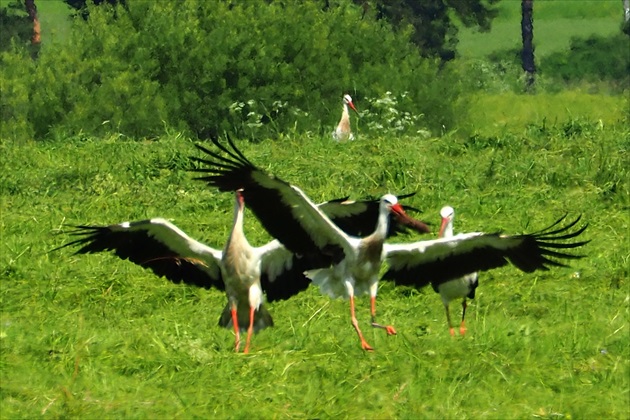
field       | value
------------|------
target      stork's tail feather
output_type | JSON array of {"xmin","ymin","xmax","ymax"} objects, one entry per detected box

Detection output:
[{"xmin": 218, "ymin": 303, "xmax": 274, "ymax": 333}]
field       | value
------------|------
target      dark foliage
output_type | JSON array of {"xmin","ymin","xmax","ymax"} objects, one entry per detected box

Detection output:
[
  {"xmin": 0, "ymin": 1, "xmax": 33, "ymax": 52},
  {"xmin": 540, "ymin": 33, "xmax": 630, "ymax": 87},
  {"xmin": 351, "ymin": 0, "xmax": 500, "ymax": 61}
]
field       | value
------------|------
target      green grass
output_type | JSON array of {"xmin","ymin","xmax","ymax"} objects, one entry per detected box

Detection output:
[
  {"xmin": 36, "ymin": 0, "xmax": 72, "ymax": 45},
  {"xmin": 1, "ymin": 113, "xmax": 628, "ymax": 417},
  {"xmin": 458, "ymin": 0, "xmax": 624, "ymax": 58},
  {"xmin": 466, "ymin": 91, "xmax": 628, "ymax": 136}
]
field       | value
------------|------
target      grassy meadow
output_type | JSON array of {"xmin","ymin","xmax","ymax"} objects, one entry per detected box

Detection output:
[
  {"xmin": 1, "ymin": 1, "xmax": 629, "ymax": 418},
  {"xmin": 1, "ymin": 92, "xmax": 629, "ymax": 417}
]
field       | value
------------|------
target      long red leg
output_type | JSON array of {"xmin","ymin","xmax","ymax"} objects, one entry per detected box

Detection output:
[
  {"xmin": 369, "ymin": 296, "xmax": 397, "ymax": 335},
  {"xmin": 444, "ymin": 303, "xmax": 455, "ymax": 336},
  {"xmin": 350, "ymin": 295, "xmax": 374, "ymax": 351},
  {"xmin": 243, "ymin": 306, "xmax": 255, "ymax": 354},
  {"xmin": 459, "ymin": 299, "xmax": 468, "ymax": 336},
  {"xmin": 231, "ymin": 305, "xmax": 241, "ymax": 352}
]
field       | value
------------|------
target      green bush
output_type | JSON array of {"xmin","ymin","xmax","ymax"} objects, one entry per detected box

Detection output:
[
  {"xmin": 0, "ymin": 46, "xmax": 36, "ymax": 140},
  {"xmin": 1, "ymin": 0, "xmax": 468, "ymax": 141},
  {"xmin": 540, "ymin": 33, "xmax": 630, "ymax": 89},
  {"xmin": 462, "ymin": 31, "xmax": 630, "ymax": 94}
]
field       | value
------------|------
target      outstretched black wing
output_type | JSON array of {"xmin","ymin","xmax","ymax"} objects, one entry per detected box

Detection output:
[
  {"xmin": 191, "ymin": 136, "xmax": 429, "ymax": 263},
  {"xmin": 383, "ymin": 214, "xmax": 589, "ymax": 288},
  {"xmin": 55, "ymin": 218, "xmax": 225, "ymax": 290}
]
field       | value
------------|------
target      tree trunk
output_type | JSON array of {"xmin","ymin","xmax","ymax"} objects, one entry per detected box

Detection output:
[
  {"xmin": 521, "ymin": 0, "xmax": 535, "ymax": 92},
  {"xmin": 25, "ymin": 0, "xmax": 41, "ymax": 45},
  {"xmin": 623, "ymin": 0, "xmax": 630, "ymax": 22}
]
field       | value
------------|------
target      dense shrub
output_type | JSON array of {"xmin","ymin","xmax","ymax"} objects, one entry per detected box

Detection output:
[
  {"xmin": 462, "ymin": 31, "xmax": 630, "ymax": 94},
  {"xmin": 1, "ymin": 0, "xmax": 468, "ymax": 141},
  {"xmin": 540, "ymin": 33, "xmax": 630, "ymax": 89}
]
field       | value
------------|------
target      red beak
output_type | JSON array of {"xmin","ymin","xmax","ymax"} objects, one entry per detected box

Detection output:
[
  {"xmin": 347, "ymin": 101, "xmax": 358, "ymax": 114},
  {"xmin": 391, "ymin": 204, "xmax": 431, "ymax": 234},
  {"xmin": 438, "ymin": 217, "xmax": 449, "ymax": 238}
]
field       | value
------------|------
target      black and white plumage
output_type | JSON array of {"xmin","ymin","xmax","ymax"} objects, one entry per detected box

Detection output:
[
  {"xmin": 382, "ymin": 212, "xmax": 589, "ymax": 299},
  {"xmin": 57, "ymin": 190, "xmax": 424, "ymax": 353},
  {"xmin": 433, "ymin": 205, "xmax": 479, "ymax": 336},
  {"xmin": 191, "ymin": 137, "xmax": 588, "ymax": 347},
  {"xmin": 191, "ymin": 136, "xmax": 431, "ymax": 351},
  {"xmin": 58, "ymin": 191, "xmax": 310, "ymax": 353}
]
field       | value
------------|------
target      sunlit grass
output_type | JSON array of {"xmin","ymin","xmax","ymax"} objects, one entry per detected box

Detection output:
[
  {"xmin": 1, "ymin": 115, "xmax": 628, "ymax": 417},
  {"xmin": 466, "ymin": 91, "xmax": 628, "ymax": 136}
]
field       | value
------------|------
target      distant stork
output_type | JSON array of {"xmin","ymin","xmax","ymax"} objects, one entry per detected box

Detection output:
[
  {"xmin": 433, "ymin": 205, "xmax": 479, "ymax": 336},
  {"xmin": 192, "ymin": 135, "xmax": 589, "ymax": 350},
  {"xmin": 333, "ymin": 94, "xmax": 359, "ymax": 141},
  {"xmin": 57, "ymin": 191, "xmax": 423, "ymax": 353}
]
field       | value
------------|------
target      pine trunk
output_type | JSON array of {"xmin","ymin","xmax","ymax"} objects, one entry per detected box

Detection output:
[{"xmin": 25, "ymin": 0, "xmax": 41, "ymax": 45}]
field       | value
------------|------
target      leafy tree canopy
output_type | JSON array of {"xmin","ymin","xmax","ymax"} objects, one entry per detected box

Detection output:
[{"xmin": 352, "ymin": 0, "xmax": 500, "ymax": 61}]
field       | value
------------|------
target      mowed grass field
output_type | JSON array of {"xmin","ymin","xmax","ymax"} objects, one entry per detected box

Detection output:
[{"xmin": 1, "ymin": 96, "xmax": 628, "ymax": 417}]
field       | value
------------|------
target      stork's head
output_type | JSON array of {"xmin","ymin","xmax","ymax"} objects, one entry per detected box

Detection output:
[
  {"xmin": 382, "ymin": 194, "xmax": 400, "ymax": 213},
  {"xmin": 440, "ymin": 205, "xmax": 454, "ymax": 220},
  {"xmin": 343, "ymin": 94, "xmax": 358, "ymax": 113},
  {"xmin": 235, "ymin": 189, "xmax": 245, "ymax": 208}
]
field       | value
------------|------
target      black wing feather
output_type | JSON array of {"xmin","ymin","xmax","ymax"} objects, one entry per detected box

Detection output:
[
  {"xmin": 56, "ymin": 223, "xmax": 225, "ymax": 291},
  {"xmin": 383, "ymin": 215, "xmax": 589, "ymax": 288},
  {"xmin": 192, "ymin": 136, "xmax": 345, "ymax": 262},
  {"xmin": 318, "ymin": 192, "xmax": 429, "ymax": 238},
  {"xmin": 260, "ymin": 253, "xmax": 320, "ymax": 301}
]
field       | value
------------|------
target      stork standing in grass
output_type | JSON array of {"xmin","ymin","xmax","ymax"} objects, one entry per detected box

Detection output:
[
  {"xmin": 57, "ymin": 191, "xmax": 310, "ymax": 354},
  {"xmin": 333, "ymin": 94, "xmax": 359, "ymax": 141},
  {"xmin": 381, "ymin": 213, "xmax": 589, "ymax": 332},
  {"xmin": 433, "ymin": 205, "xmax": 479, "ymax": 336}
]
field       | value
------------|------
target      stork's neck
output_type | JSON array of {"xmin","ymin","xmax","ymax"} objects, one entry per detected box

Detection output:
[
  {"xmin": 373, "ymin": 203, "xmax": 391, "ymax": 241},
  {"xmin": 439, "ymin": 218, "xmax": 454, "ymax": 238},
  {"xmin": 226, "ymin": 194, "xmax": 249, "ymax": 249},
  {"xmin": 341, "ymin": 103, "xmax": 350, "ymax": 121}
]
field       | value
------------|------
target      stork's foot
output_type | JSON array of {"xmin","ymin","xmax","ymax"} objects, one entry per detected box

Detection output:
[
  {"xmin": 459, "ymin": 325, "xmax": 467, "ymax": 336},
  {"xmin": 371, "ymin": 322, "xmax": 397, "ymax": 336},
  {"xmin": 360, "ymin": 339, "xmax": 375, "ymax": 352},
  {"xmin": 449, "ymin": 327, "xmax": 455, "ymax": 337},
  {"xmin": 243, "ymin": 339, "xmax": 251, "ymax": 354}
]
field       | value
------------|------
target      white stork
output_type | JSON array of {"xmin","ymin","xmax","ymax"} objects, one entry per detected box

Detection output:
[
  {"xmin": 57, "ymin": 191, "xmax": 424, "ymax": 353},
  {"xmin": 434, "ymin": 205, "xmax": 479, "ymax": 336},
  {"xmin": 192, "ymin": 136, "xmax": 589, "ymax": 350},
  {"xmin": 57, "ymin": 191, "xmax": 311, "ymax": 354},
  {"xmin": 192, "ymin": 136, "xmax": 431, "ymax": 351},
  {"xmin": 381, "ymin": 213, "xmax": 589, "ymax": 330},
  {"xmin": 332, "ymin": 94, "xmax": 359, "ymax": 142}
]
